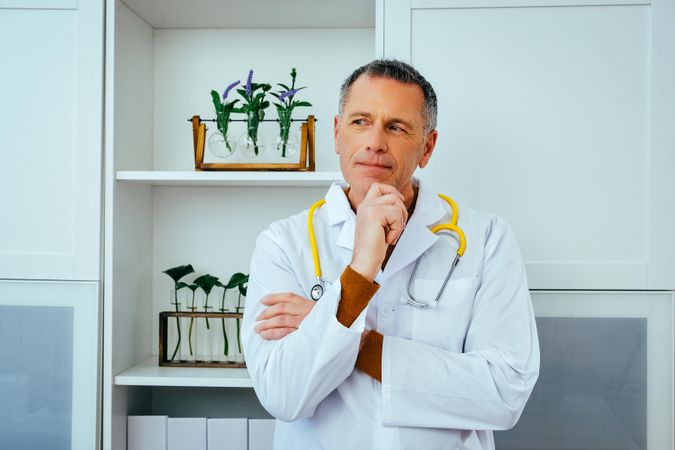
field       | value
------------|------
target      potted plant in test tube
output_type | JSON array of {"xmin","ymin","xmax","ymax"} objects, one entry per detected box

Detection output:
[
  {"xmin": 162, "ymin": 264, "xmax": 194, "ymax": 361},
  {"xmin": 237, "ymin": 69, "xmax": 271, "ymax": 157},
  {"xmin": 209, "ymin": 80, "xmax": 241, "ymax": 158},
  {"xmin": 271, "ymin": 68, "xmax": 312, "ymax": 158}
]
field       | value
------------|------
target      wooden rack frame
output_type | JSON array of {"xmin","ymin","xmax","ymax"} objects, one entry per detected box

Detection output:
[
  {"xmin": 191, "ymin": 115, "xmax": 316, "ymax": 171},
  {"xmin": 159, "ymin": 311, "xmax": 246, "ymax": 368}
]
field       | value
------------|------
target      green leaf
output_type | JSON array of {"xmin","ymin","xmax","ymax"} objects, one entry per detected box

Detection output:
[
  {"xmin": 260, "ymin": 101, "xmax": 270, "ymax": 109},
  {"xmin": 277, "ymin": 83, "xmax": 291, "ymax": 91},
  {"xmin": 188, "ymin": 283, "xmax": 199, "ymax": 292},
  {"xmin": 292, "ymin": 101, "xmax": 312, "ymax": 108},
  {"xmin": 226, "ymin": 272, "xmax": 248, "ymax": 289},
  {"xmin": 162, "ymin": 264, "xmax": 194, "ymax": 283},
  {"xmin": 210, "ymin": 91, "xmax": 223, "ymax": 113},
  {"xmin": 236, "ymin": 88, "xmax": 249, "ymax": 99},
  {"xmin": 194, "ymin": 274, "xmax": 219, "ymax": 295},
  {"xmin": 238, "ymin": 282, "xmax": 248, "ymax": 297},
  {"xmin": 176, "ymin": 281, "xmax": 189, "ymax": 290}
]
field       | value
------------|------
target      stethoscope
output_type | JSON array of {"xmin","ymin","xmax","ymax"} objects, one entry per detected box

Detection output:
[{"xmin": 307, "ymin": 193, "xmax": 467, "ymax": 309}]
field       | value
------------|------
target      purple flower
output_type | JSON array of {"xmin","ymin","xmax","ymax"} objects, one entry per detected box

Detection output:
[
  {"xmin": 279, "ymin": 88, "xmax": 300, "ymax": 101},
  {"xmin": 245, "ymin": 69, "xmax": 254, "ymax": 97},
  {"xmin": 222, "ymin": 80, "xmax": 240, "ymax": 101}
]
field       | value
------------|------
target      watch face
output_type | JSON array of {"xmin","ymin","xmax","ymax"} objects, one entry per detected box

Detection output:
[{"xmin": 311, "ymin": 284, "xmax": 324, "ymax": 301}]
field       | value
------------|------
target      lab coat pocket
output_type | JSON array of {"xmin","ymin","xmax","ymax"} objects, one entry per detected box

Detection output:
[{"xmin": 409, "ymin": 277, "xmax": 478, "ymax": 351}]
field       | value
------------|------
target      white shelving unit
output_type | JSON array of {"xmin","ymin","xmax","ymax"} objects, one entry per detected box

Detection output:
[
  {"xmin": 103, "ymin": 1, "xmax": 377, "ymax": 449},
  {"xmin": 116, "ymin": 170, "xmax": 343, "ymax": 187},
  {"xmin": 114, "ymin": 357, "xmax": 252, "ymax": 388},
  {"xmin": 96, "ymin": 0, "xmax": 675, "ymax": 448}
]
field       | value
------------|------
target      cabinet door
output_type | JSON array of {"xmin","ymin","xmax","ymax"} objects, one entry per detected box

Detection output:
[
  {"xmin": 0, "ymin": 0, "xmax": 103, "ymax": 280},
  {"xmin": 0, "ymin": 280, "xmax": 100, "ymax": 450},
  {"xmin": 380, "ymin": 0, "xmax": 675, "ymax": 290},
  {"xmin": 495, "ymin": 291, "xmax": 673, "ymax": 450}
]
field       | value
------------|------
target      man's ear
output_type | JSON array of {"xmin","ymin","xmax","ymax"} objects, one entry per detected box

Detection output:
[
  {"xmin": 418, "ymin": 130, "xmax": 438, "ymax": 169},
  {"xmin": 333, "ymin": 115, "xmax": 341, "ymax": 155}
]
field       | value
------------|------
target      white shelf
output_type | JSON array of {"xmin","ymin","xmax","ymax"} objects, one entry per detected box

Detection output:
[
  {"xmin": 116, "ymin": 170, "xmax": 343, "ymax": 187},
  {"xmin": 123, "ymin": 0, "xmax": 374, "ymax": 29},
  {"xmin": 114, "ymin": 356, "xmax": 253, "ymax": 388}
]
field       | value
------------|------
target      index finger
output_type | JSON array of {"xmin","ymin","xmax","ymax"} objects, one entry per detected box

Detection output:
[
  {"xmin": 261, "ymin": 292, "xmax": 307, "ymax": 305},
  {"xmin": 364, "ymin": 182, "xmax": 404, "ymax": 202}
]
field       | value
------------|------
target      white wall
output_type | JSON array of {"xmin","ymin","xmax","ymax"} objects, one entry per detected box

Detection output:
[{"xmin": 384, "ymin": 0, "xmax": 675, "ymax": 289}]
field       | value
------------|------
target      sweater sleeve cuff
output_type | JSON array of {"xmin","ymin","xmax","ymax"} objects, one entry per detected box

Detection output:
[
  {"xmin": 355, "ymin": 330, "xmax": 383, "ymax": 382},
  {"xmin": 336, "ymin": 265, "xmax": 380, "ymax": 327}
]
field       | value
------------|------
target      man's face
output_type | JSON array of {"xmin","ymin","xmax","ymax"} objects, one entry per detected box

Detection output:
[{"xmin": 333, "ymin": 75, "xmax": 437, "ymax": 202}]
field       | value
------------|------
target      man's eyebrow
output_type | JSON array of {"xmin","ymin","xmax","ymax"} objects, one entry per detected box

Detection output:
[
  {"xmin": 347, "ymin": 112, "xmax": 415, "ymax": 128},
  {"xmin": 347, "ymin": 112, "xmax": 372, "ymax": 119}
]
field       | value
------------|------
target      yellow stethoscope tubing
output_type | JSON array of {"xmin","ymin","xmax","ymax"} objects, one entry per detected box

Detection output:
[
  {"xmin": 433, "ymin": 194, "xmax": 466, "ymax": 256},
  {"xmin": 308, "ymin": 198, "xmax": 327, "ymax": 281},
  {"xmin": 307, "ymin": 194, "xmax": 467, "ymax": 304}
]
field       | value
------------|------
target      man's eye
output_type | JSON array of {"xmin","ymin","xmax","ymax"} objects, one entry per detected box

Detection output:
[
  {"xmin": 352, "ymin": 119, "xmax": 366, "ymax": 125},
  {"xmin": 389, "ymin": 125, "xmax": 406, "ymax": 133}
]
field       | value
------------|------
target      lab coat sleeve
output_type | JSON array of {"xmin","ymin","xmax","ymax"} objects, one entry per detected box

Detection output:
[
  {"xmin": 242, "ymin": 226, "xmax": 366, "ymax": 422},
  {"xmin": 381, "ymin": 216, "xmax": 540, "ymax": 430}
]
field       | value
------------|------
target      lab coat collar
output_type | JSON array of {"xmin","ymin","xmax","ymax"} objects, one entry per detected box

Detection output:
[
  {"xmin": 324, "ymin": 181, "xmax": 356, "ymax": 250},
  {"xmin": 322, "ymin": 177, "xmax": 449, "ymax": 275},
  {"xmin": 324, "ymin": 181, "xmax": 354, "ymax": 226}
]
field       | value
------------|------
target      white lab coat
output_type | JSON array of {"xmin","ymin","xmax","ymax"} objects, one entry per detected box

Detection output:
[{"xmin": 242, "ymin": 178, "xmax": 540, "ymax": 450}]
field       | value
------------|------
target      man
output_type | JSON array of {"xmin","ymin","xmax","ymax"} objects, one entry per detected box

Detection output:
[{"xmin": 242, "ymin": 59, "xmax": 539, "ymax": 450}]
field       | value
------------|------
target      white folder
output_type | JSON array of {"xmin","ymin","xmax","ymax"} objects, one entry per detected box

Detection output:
[
  {"xmin": 207, "ymin": 418, "xmax": 248, "ymax": 450},
  {"xmin": 128, "ymin": 415, "xmax": 167, "ymax": 450},
  {"xmin": 167, "ymin": 417, "xmax": 207, "ymax": 450},
  {"xmin": 248, "ymin": 418, "xmax": 276, "ymax": 450}
]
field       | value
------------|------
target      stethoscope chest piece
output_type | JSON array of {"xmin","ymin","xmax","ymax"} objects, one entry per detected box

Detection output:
[{"xmin": 310, "ymin": 283, "xmax": 324, "ymax": 301}]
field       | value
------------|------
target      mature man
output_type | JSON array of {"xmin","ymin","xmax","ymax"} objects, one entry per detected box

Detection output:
[{"xmin": 242, "ymin": 59, "xmax": 539, "ymax": 450}]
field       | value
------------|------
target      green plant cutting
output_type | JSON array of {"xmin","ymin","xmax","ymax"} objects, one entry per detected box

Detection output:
[
  {"xmin": 210, "ymin": 79, "xmax": 241, "ymax": 153},
  {"xmin": 182, "ymin": 282, "xmax": 199, "ymax": 355},
  {"xmin": 162, "ymin": 264, "xmax": 194, "ymax": 361},
  {"xmin": 216, "ymin": 272, "xmax": 249, "ymax": 358},
  {"xmin": 235, "ymin": 274, "xmax": 249, "ymax": 355},
  {"xmin": 271, "ymin": 67, "xmax": 312, "ymax": 157},
  {"xmin": 237, "ymin": 69, "xmax": 271, "ymax": 155},
  {"xmin": 194, "ymin": 274, "xmax": 219, "ymax": 328}
]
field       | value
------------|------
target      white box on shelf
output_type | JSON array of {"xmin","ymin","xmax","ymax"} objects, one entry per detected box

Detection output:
[
  {"xmin": 167, "ymin": 417, "xmax": 207, "ymax": 450},
  {"xmin": 128, "ymin": 415, "xmax": 168, "ymax": 450},
  {"xmin": 207, "ymin": 418, "xmax": 248, "ymax": 450},
  {"xmin": 248, "ymin": 418, "xmax": 276, "ymax": 450}
]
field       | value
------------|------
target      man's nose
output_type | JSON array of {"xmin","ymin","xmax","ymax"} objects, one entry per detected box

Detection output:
[{"xmin": 365, "ymin": 125, "xmax": 387, "ymax": 153}]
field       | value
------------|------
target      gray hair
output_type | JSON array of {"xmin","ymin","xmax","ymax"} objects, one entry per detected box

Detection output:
[{"xmin": 338, "ymin": 59, "xmax": 438, "ymax": 134}]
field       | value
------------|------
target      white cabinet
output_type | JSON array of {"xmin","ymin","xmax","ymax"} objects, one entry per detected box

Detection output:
[
  {"xmin": 510, "ymin": 291, "xmax": 674, "ymax": 450},
  {"xmin": 103, "ymin": 1, "xmax": 374, "ymax": 449},
  {"xmin": 104, "ymin": 1, "xmax": 675, "ymax": 449},
  {"xmin": 381, "ymin": 0, "xmax": 675, "ymax": 290},
  {"xmin": 0, "ymin": 0, "xmax": 103, "ymax": 281},
  {"xmin": 0, "ymin": 280, "xmax": 100, "ymax": 450},
  {"xmin": 377, "ymin": 3, "xmax": 675, "ymax": 447},
  {"xmin": 0, "ymin": 2, "xmax": 103, "ymax": 450}
]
